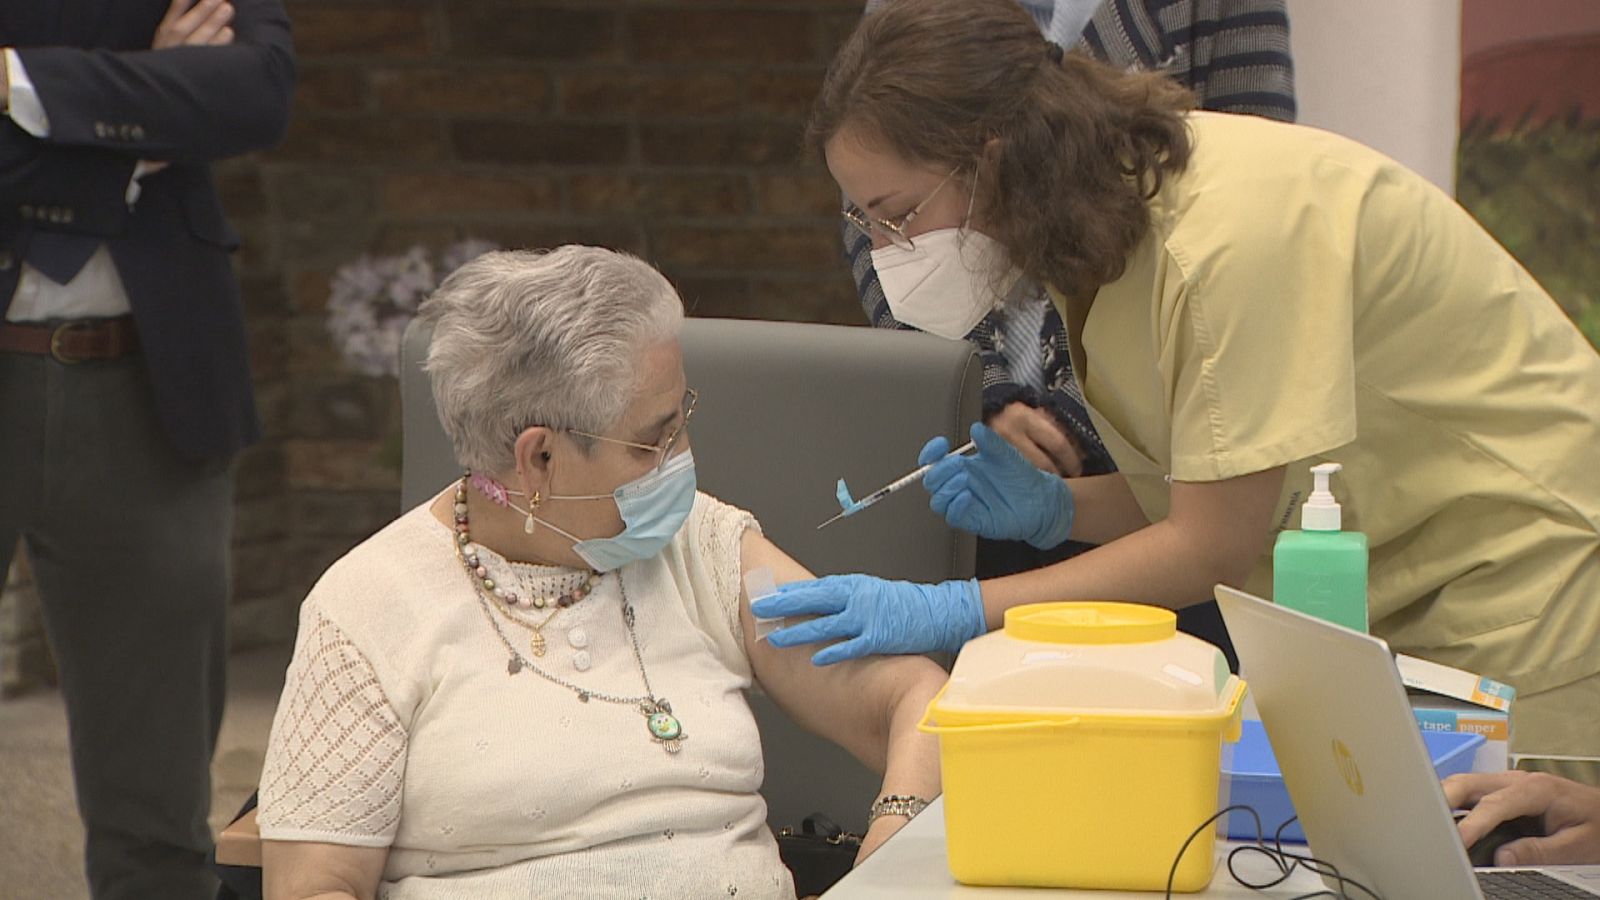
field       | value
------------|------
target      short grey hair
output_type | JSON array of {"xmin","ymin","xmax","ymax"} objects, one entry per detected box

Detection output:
[{"xmin": 419, "ymin": 246, "xmax": 685, "ymax": 474}]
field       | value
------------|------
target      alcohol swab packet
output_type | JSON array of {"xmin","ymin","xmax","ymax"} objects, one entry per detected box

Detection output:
[{"xmin": 745, "ymin": 566, "xmax": 785, "ymax": 641}]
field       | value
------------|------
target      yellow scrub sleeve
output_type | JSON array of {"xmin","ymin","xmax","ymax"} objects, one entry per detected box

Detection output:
[{"xmin": 1053, "ymin": 112, "xmax": 1600, "ymax": 755}]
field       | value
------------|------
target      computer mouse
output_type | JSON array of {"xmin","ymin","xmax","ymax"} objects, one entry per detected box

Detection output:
[{"xmin": 1467, "ymin": 814, "xmax": 1546, "ymax": 867}]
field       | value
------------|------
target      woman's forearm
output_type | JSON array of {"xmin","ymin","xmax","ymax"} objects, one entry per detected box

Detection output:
[
  {"xmin": 268, "ymin": 884, "xmax": 363, "ymax": 900},
  {"xmin": 1063, "ymin": 473, "xmax": 1149, "ymax": 545},
  {"xmin": 875, "ymin": 667, "xmax": 944, "ymax": 803},
  {"xmin": 261, "ymin": 839, "xmax": 387, "ymax": 900},
  {"xmin": 857, "ymin": 665, "xmax": 944, "ymax": 856},
  {"xmin": 983, "ymin": 467, "xmax": 1286, "ymax": 627},
  {"xmin": 980, "ymin": 518, "xmax": 1247, "ymax": 627}
]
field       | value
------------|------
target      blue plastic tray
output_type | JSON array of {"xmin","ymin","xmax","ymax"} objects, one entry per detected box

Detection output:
[{"xmin": 1223, "ymin": 719, "xmax": 1484, "ymax": 842}]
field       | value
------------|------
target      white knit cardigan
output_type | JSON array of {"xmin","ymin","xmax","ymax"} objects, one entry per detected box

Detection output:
[{"xmin": 257, "ymin": 491, "xmax": 796, "ymax": 900}]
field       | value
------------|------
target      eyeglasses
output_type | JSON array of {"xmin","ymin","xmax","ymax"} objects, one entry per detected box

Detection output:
[
  {"xmin": 842, "ymin": 167, "xmax": 961, "ymax": 251},
  {"xmin": 569, "ymin": 388, "xmax": 697, "ymax": 473}
]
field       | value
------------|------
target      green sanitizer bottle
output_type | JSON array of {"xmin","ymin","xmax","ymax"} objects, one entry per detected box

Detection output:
[{"xmin": 1272, "ymin": 462, "xmax": 1369, "ymax": 632}]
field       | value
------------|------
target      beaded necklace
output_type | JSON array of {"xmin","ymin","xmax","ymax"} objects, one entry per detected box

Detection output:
[
  {"xmin": 454, "ymin": 472, "xmax": 686, "ymax": 753},
  {"xmin": 453, "ymin": 479, "xmax": 600, "ymax": 657}
]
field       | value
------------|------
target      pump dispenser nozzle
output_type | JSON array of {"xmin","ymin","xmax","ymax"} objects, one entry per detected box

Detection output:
[
  {"xmin": 1301, "ymin": 463, "xmax": 1344, "ymax": 531},
  {"xmin": 1276, "ymin": 461, "xmax": 1367, "ymax": 631}
]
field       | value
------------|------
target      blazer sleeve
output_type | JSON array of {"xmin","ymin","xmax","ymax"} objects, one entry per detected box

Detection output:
[
  {"xmin": 0, "ymin": 121, "xmax": 136, "ymax": 234},
  {"xmin": 14, "ymin": 0, "xmax": 295, "ymax": 163}
]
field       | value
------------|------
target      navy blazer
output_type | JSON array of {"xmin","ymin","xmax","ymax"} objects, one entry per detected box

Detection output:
[{"xmin": 0, "ymin": 0, "xmax": 295, "ymax": 461}]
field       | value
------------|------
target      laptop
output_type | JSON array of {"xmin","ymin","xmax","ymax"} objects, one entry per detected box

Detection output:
[{"xmin": 1214, "ymin": 584, "xmax": 1600, "ymax": 899}]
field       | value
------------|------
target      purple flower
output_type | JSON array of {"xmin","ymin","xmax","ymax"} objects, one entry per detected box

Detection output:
[{"xmin": 326, "ymin": 239, "xmax": 499, "ymax": 377}]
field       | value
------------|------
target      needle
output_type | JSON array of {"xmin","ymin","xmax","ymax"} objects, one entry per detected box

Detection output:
[{"xmin": 816, "ymin": 440, "xmax": 977, "ymax": 530}]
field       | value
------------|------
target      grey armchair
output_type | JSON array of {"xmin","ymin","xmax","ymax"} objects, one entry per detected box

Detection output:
[{"xmin": 399, "ymin": 315, "xmax": 980, "ymax": 832}]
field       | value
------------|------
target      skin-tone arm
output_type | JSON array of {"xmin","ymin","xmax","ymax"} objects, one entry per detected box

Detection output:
[
  {"xmin": 1444, "ymin": 771, "xmax": 1600, "ymax": 866},
  {"xmin": 1059, "ymin": 471, "xmax": 1151, "ymax": 546},
  {"xmin": 261, "ymin": 839, "xmax": 387, "ymax": 900},
  {"xmin": 739, "ymin": 529, "xmax": 944, "ymax": 861},
  {"xmin": 981, "ymin": 466, "xmax": 1286, "ymax": 625}
]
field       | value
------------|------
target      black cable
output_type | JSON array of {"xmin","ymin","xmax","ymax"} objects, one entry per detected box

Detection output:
[{"xmin": 1164, "ymin": 805, "xmax": 1384, "ymax": 900}]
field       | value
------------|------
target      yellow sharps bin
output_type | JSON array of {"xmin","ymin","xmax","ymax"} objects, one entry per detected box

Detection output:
[{"xmin": 919, "ymin": 601, "xmax": 1246, "ymax": 892}]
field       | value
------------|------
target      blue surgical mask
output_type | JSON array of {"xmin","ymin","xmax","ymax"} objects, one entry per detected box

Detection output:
[{"xmin": 532, "ymin": 448, "xmax": 698, "ymax": 572}]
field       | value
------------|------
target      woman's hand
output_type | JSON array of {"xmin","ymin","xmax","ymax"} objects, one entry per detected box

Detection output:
[
  {"xmin": 922, "ymin": 422, "xmax": 1075, "ymax": 549},
  {"xmin": 1445, "ymin": 770, "xmax": 1600, "ymax": 866},
  {"xmin": 988, "ymin": 401, "xmax": 1084, "ymax": 477},
  {"xmin": 753, "ymin": 574, "xmax": 985, "ymax": 665}
]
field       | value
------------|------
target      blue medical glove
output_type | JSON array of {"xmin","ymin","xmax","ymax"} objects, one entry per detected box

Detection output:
[
  {"xmin": 751, "ymin": 575, "xmax": 986, "ymax": 666},
  {"xmin": 920, "ymin": 422, "xmax": 1074, "ymax": 549}
]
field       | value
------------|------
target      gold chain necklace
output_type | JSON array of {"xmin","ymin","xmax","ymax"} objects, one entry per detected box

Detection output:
[
  {"xmin": 451, "ymin": 475, "xmax": 686, "ymax": 753},
  {"xmin": 452, "ymin": 478, "xmax": 602, "ymax": 656}
]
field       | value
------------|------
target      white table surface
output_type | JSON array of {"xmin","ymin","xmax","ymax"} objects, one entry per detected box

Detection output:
[{"xmin": 821, "ymin": 798, "xmax": 1326, "ymax": 898}]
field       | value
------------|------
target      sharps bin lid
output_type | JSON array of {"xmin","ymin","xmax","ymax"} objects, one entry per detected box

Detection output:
[{"xmin": 937, "ymin": 602, "xmax": 1239, "ymax": 720}]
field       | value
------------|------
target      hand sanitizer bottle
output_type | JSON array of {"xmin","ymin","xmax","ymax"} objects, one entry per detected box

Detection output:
[{"xmin": 1272, "ymin": 463, "xmax": 1369, "ymax": 632}]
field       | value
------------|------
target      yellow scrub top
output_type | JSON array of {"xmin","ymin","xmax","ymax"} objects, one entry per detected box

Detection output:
[{"xmin": 1053, "ymin": 111, "xmax": 1600, "ymax": 696}]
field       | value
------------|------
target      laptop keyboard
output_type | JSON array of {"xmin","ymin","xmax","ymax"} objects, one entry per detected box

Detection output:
[{"xmin": 1478, "ymin": 871, "xmax": 1597, "ymax": 898}]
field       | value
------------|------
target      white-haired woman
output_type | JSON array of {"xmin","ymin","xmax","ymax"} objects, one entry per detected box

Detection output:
[{"xmin": 254, "ymin": 246, "xmax": 944, "ymax": 900}]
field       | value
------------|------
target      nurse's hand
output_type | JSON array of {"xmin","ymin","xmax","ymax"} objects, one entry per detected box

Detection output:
[
  {"xmin": 921, "ymin": 423, "xmax": 1074, "ymax": 549},
  {"xmin": 752, "ymin": 575, "xmax": 985, "ymax": 666},
  {"xmin": 989, "ymin": 401, "xmax": 1084, "ymax": 477}
]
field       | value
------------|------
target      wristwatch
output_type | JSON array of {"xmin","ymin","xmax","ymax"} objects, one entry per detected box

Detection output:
[{"xmin": 867, "ymin": 794, "xmax": 930, "ymax": 826}]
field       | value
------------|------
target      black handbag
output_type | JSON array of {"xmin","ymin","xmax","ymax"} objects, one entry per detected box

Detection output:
[{"xmin": 776, "ymin": 813, "xmax": 861, "ymax": 897}]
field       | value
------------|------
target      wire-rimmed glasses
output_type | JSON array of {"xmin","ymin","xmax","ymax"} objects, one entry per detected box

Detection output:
[
  {"xmin": 841, "ymin": 167, "xmax": 961, "ymax": 250},
  {"xmin": 569, "ymin": 388, "xmax": 698, "ymax": 472}
]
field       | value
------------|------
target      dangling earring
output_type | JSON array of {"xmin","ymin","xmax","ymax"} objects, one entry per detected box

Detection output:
[{"xmin": 523, "ymin": 491, "xmax": 542, "ymax": 534}]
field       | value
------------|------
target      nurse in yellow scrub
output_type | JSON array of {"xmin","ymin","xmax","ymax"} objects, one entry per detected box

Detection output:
[{"xmin": 752, "ymin": 0, "xmax": 1600, "ymax": 768}]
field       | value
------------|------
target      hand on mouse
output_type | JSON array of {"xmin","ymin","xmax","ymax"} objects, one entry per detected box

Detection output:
[{"xmin": 1444, "ymin": 770, "xmax": 1600, "ymax": 866}]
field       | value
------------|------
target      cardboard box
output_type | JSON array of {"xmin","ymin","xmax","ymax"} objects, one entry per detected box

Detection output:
[{"xmin": 1398, "ymin": 654, "xmax": 1514, "ymax": 773}]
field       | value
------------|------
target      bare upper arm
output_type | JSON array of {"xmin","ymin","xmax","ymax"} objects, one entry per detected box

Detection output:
[
  {"xmin": 736, "ymin": 529, "xmax": 946, "ymax": 773},
  {"xmin": 262, "ymin": 839, "xmax": 388, "ymax": 900}
]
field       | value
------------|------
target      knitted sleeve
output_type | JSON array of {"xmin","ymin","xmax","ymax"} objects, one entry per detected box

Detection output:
[
  {"xmin": 1083, "ymin": 0, "xmax": 1297, "ymax": 122},
  {"xmin": 1181, "ymin": 0, "xmax": 1297, "ymax": 122},
  {"xmin": 256, "ymin": 609, "xmax": 407, "ymax": 847},
  {"xmin": 692, "ymin": 495, "xmax": 760, "ymax": 661}
]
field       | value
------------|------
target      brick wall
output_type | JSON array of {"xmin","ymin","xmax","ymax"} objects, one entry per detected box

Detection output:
[
  {"xmin": 0, "ymin": 1, "xmax": 868, "ymax": 673},
  {"xmin": 221, "ymin": 0, "xmax": 866, "ymax": 648}
]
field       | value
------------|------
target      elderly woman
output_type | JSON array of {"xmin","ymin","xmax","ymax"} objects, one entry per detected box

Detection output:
[{"xmin": 255, "ymin": 246, "xmax": 944, "ymax": 900}]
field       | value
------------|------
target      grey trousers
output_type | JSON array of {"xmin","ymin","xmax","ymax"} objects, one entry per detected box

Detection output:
[{"xmin": 0, "ymin": 350, "xmax": 231, "ymax": 900}]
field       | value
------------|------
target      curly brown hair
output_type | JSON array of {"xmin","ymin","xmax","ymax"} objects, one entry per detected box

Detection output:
[{"xmin": 807, "ymin": 0, "xmax": 1195, "ymax": 299}]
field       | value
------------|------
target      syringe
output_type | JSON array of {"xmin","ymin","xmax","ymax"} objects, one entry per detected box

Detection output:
[{"xmin": 816, "ymin": 440, "xmax": 977, "ymax": 530}]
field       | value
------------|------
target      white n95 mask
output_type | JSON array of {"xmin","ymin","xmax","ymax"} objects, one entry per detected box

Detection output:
[{"xmin": 872, "ymin": 229, "xmax": 1020, "ymax": 340}]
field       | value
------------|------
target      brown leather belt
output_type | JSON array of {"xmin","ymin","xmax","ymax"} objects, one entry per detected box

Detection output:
[{"xmin": 0, "ymin": 316, "xmax": 141, "ymax": 363}]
